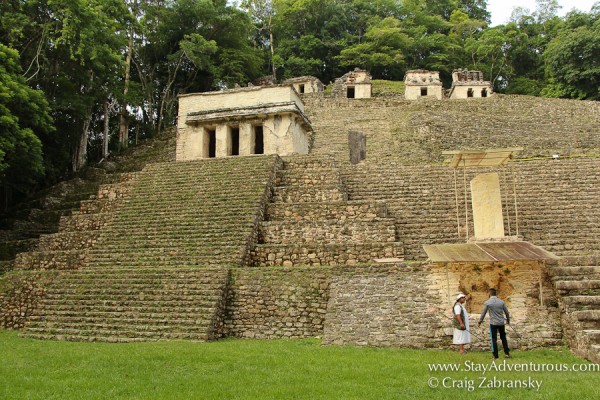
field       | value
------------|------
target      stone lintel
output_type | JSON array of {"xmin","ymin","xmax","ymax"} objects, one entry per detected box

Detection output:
[{"xmin": 185, "ymin": 102, "xmax": 312, "ymax": 130}]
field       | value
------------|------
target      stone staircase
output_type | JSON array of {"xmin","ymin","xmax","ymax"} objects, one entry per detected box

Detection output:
[
  {"xmin": 547, "ymin": 256, "xmax": 600, "ymax": 363},
  {"xmin": 251, "ymin": 155, "xmax": 403, "ymax": 266},
  {"xmin": 342, "ymin": 158, "xmax": 600, "ymax": 260},
  {"xmin": 8, "ymin": 155, "xmax": 279, "ymax": 341},
  {"xmin": 23, "ymin": 267, "xmax": 229, "ymax": 342}
]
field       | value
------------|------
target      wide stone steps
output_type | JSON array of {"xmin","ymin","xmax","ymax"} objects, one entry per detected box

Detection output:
[
  {"xmin": 562, "ymin": 296, "xmax": 600, "ymax": 309},
  {"xmin": 22, "ymin": 328, "xmax": 210, "ymax": 342},
  {"xmin": 27, "ymin": 310, "xmax": 217, "ymax": 327},
  {"xmin": 39, "ymin": 298, "xmax": 218, "ymax": 310},
  {"xmin": 273, "ymin": 186, "xmax": 347, "ymax": 203},
  {"xmin": 554, "ymin": 280, "xmax": 600, "ymax": 294},
  {"xmin": 259, "ymin": 218, "xmax": 397, "ymax": 244},
  {"xmin": 550, "ymin": 266, "xmax": 600, "ymax": 278},
  {"xmin": 583, "ymin": 330, "xmax": 600, "ymax": 344},
  {"xmin": 20, "ymin": 266, "xmax": 228, "ymax": 342},
  {"xmin": 252, "ymin": 242, "xmax": 404, "ymax": 267},
  {"xmin": 266, "ymin": 201, "xmax": 388, "ymax": 221}
]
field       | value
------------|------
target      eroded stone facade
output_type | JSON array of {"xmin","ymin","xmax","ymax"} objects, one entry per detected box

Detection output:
[
  {"xmin": 332, "ymin": 69, "xmax": 372, "ymax": 98},
  {"xmin": 283, "ymin": 76, "xmax": 324, "ymax": 94},
  {"xmin": 404, "ymin": 70, "xmax": 443, "ymax": 100},
  {"xmin": 450, "ymin": 68, "xmax": 494, "ymax": 99}
]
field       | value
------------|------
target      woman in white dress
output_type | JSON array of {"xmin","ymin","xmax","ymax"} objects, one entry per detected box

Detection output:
[{"xmin": 453, "ymin": 293, "xmax": 471, "ymax": 354}]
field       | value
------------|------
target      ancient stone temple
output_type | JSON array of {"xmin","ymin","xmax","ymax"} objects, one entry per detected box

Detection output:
[
  {"xmin": 449, "ymin": 68, "xmax": 494, "ymax": 99},
  {"xmin": 332, "ymin": 68, "xmax": 372, "ymax": 98},
  {"xmin": 404, "ymin": 70, "xmax": 443, "ymax": 100},
  {"xmin": 176, "ymin": 85, "xmax": 313, "ymax": 161},
  {"xmin": 283, "ymin": 76, "xmax": 324, "ymax": 94}
]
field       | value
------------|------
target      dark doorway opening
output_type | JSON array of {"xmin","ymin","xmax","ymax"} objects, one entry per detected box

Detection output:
[
  {"xmin": 299, "ymin": 84, "xmax": 305, "ymax": 94},
  {"xmin": 231, "ymin": 127, "xmax": 240, "ymax": 156},
  {"xmin": 421, "ymin": 87, "xmax": 428, "ymax": 96},
  {"xmin": 481, "ymin": 88, "xmax": 487, "ymax": 98},
  {"xmin": 254, "ymin": 126, "xmax": 264, "ymax": 154},
  {"xmin": 467, "ymin": 88, "xmax": 474, "ymax": 98},
  {"xmin": 208, "ymin": 129, "xmax": 216, "ymax": 158},
  {"xmin": 347, "ymin": 86, "xmax": 355, "ymax": 98}
]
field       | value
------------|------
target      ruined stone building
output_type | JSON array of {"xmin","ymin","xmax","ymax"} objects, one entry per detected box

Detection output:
[
  {"xmin": 449, "ymin": 68, "xmax": 494, "ymax": 99},
  {"xmin": 404, "ymin": 70, "xmax": 443, "ymax": 100},
  {"xmin": 176, "ymin": 85, "xmax": 312, "ymax": 161},
  {"xmin": 1, "ymin": 73, "xmax": 599, "ymax": 364},
  {"xmin": 332, "ymin": 68, "xmax": 372, "ymax": 98},
  {"xmin": 283, "ymin": 76, "xmax": 324, "ymax": 94}
]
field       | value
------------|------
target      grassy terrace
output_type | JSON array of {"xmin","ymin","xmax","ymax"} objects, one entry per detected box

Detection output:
[{"xmin": 1, "ymin": 330, "xmax": 598, "ymax": 400}]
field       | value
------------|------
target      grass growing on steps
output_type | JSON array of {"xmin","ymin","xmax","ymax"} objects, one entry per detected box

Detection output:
[{"xmin": 1, "ymin": 330, "xmax": 598, "ymax": 400}]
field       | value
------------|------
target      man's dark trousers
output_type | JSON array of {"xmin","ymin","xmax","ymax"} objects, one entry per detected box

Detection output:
[{"xmin": 489, "ymin": 324, "xmax": 509, "ymax": 358}]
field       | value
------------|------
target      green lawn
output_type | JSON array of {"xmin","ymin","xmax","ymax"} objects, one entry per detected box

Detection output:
[{"xmin": 1, "ymin": 330, "xmax": 598, "ymax": 400}]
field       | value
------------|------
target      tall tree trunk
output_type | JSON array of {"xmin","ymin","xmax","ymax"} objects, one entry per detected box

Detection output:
[
  {"xmin": 72, "ymin": 112, "xmax": 92, "ymax": 172},
  {"xmin": 269, "ymin": 28, "xmax": 276, "ymax": 80},
  {"xmin": 119, "ymin": 29, "xmax": 133, "ymax": 149},
  {"xmin": 103, "ymin": 99, "xmax": 110, "ymax": 159}
]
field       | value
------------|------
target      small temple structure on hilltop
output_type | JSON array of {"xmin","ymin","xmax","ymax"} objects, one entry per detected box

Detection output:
[
  {"xmin": 332, "ymin": 68, "xmax": 372, "ymax": 99},
  {"xmin": 449, "ymin": 68, "xmax": 494, "ymax": 99},
  {"xmin": 283, "ymin": 76, "xmax": 324, "ymax": 94},
  {"xmin": 404, "ymin": 70, "xmax": 444, "ymax": 100},
  {"xmin": 176, "ymin": 85, "xmax": 313, "ymax": 161}
]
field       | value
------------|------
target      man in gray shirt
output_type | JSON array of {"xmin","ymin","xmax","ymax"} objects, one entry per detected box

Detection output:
[{"xmin": 478, "ymin": 288, "xmax": 511, "ymax": 359}]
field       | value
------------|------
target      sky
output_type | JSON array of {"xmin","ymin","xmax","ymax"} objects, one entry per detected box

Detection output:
[{"xmin": 487, "ymin": 0, "xmax": 598, "ymax": 26}]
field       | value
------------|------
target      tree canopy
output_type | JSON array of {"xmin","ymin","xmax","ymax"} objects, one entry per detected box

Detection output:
[{"xmin": 0, "ymin": 0, "xmax": 598, "ymax": 208}]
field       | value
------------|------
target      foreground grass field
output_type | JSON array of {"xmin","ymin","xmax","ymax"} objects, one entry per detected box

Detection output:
[{"xmin": 1, "ymin": 330, "xmax": 598, "ymax": 400}]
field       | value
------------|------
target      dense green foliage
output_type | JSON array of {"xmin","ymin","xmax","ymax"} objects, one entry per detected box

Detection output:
[
  {"xmin": 1, "ymin": 330, "xmax": 599, "ymax": 399},
  {"xmin": 0, "ymin": 0, "xmax": 598, "ymax": 207}
]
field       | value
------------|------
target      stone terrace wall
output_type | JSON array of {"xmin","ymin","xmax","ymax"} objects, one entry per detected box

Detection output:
[
  {"xmin": 323, "ymin": 262, "xmax": 563, "ymax": 350},
  {"xmin": 323, "ymin": 263, "xmax": 448, "ymax": 348},
  {"xmin": 303, "ymin": 95, "xmax": 600, "ymax": 164},
  {"xmin": 224, "ymin": 267, "xmax": 331, "ymax": 339}
]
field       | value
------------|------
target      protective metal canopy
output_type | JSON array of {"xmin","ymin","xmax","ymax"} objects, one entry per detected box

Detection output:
[
  {"xmin": 423, "ymin": 241, "xmax": 560, "ymax": 263},
  {"xmin": 442, "ymin": 148, "xmax": 523, "ymax": 169}
]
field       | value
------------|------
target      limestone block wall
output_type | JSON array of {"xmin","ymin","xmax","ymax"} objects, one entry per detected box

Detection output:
[
  {"xmin": 323, "ymin": 263, "xmax": 448, "ymax": 347},
  {"xmin": 58, "ymin": 213, "xmax": 112, "ymax": 231},
  {"xmin": 0, "ymin": 270, "xmax": 58, "ymax": 328},
  {"xmin": 36, "ymin": 230, "xmax": 101, "ymax": 251},
  {"xmin": 224, "ymin": 267, "xmax": 331, "ymax": 339},
  {"xmin": 323, "ymin": 262, "xmax": 563, "ymax": 349},
  {"xmin": 14, "ymin": 250, "xmax": 86, "ymax": 270}
]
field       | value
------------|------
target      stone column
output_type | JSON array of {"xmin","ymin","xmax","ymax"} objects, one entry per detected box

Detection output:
[
  {"xmin": 239, "ymin": 122, "xmax": 254, "ymax": 156},
  {"xmin": 216, "ymin": 124, "xmax": 231, "ymax": 157},
  {"xmin": 262, "ymin": 116, "xmax": 277, "ymax": 155},
  {"xmin": 177, "ymin": 124, "xmax": 205, "ymax": 161}
]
